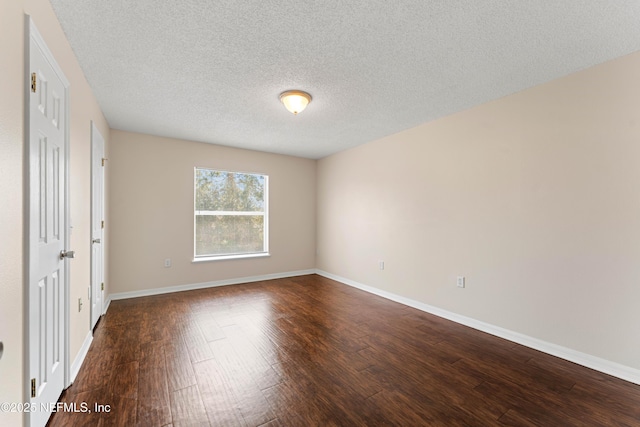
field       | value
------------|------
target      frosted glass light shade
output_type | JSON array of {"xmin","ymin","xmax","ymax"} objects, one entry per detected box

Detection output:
[{"xmin": 280, "ymin": 90, "xmax": 312, "ymax": 115}]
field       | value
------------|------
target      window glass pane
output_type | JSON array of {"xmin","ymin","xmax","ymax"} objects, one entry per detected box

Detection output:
[
  {"xmin": 196, "ymin": 215, "xmax": 264, "ymax": 256},
  {"xmin": 195, "ymin": 169, "xmax": 264, "ymax": 212}
]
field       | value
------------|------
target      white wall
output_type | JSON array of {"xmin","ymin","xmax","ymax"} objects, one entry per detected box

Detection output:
[
  {"xmin": 317, "ymin": 51, "xmax": 640, "ymax": 371},
  {"xmin": 108, "ymin": 130, "xmax": 316, "ymax": 295},
  {"xmin": 0, "ymin": 1, "xmax": 109, "ymax": 425}
]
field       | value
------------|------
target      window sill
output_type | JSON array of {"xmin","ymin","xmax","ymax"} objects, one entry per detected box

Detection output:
[{"xmin": 192, "ymin": 252, "xmax": 271, "ymax": 263}]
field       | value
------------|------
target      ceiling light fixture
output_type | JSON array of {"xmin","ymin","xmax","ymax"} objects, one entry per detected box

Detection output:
[{"xmin": 280, "ymin": 90, "xmax": 312, "ymax": 115}]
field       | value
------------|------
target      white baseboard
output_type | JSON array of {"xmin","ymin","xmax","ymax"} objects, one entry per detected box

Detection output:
[
  {"xmin": 108, "ymin": 269, "xmax": 316, "ymax": 301},
  {"xmin": 315, "ymin": 269, "xmax": 640, "ymax": 386},
  {"xmin": 69, "ymin": 331, "xmax": 93, "ymax": 384}
]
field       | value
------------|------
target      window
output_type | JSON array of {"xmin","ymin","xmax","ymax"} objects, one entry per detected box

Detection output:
[{"xmin": 194, "ymin": 168, "xmax": 268, "ymax": 260}]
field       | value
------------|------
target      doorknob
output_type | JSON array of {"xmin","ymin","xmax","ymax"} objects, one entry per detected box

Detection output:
[
  {"xmin": 59, "ymin": 250, "xmax": 75, "ymax": 260},
  {"xmin": 92, "ymin": 238, "xmax": 101, "ymax": 244}
]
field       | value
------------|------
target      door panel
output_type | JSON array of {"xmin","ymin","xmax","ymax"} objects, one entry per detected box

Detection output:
[{"xmin": 28, "ymin": 20, "xmax": 69, "ymax": 427}]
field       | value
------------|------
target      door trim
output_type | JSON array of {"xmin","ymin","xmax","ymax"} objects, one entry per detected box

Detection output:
[
  {"xmin": 24, "ymin": 15, "xmax": 71, "ymax": 424},
  {"xmin": 90, "ymin": 121, "xmax": 105, "ymax": 330}
]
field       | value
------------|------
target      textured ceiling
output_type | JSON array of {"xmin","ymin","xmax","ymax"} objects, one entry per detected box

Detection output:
[{"xmin": 50, "ymin": 1, "xmax": 640, "ymax": 159}]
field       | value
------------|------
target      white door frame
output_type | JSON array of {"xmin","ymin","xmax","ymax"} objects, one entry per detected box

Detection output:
[
  {"xmin": 90, "ymin": 122, "xmax": 105, "ymax": 329},
  {"xmin": 24, "ymin": 15, "xmax": 71, "ymax": 426}
]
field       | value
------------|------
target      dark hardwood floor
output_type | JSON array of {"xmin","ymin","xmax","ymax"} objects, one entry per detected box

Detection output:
[{"xmin": 48, "ymin": 274, "xmax": 640, "ymax": 426}]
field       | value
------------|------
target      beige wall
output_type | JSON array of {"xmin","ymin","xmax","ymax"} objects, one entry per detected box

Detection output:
[
  {"xmin": 0, "ymin": 1, "xmax": 27, "ymax": 424},
  {"xmin": 108, "ymin": 130, "xmax": 316, "ymax": 295},
  {"xmin": 0, "ymin": 0, "xmax": 109, "ymax": 425},
  {"xmin": 318, "ymin": 51, "xmax": 640, "ymax": 370}
]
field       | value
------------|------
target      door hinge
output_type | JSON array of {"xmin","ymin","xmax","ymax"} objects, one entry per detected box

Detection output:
[
  {"xmin": 31, "ymin": 378, "xmax": 36, "ymax": 398},
  {"xmin": 101, "ymin": 220, "xmax": 105, "ymax": 229},
  {"xmin": 31, "ymin": 73, "xmax": 37, "ymax": 93},
  {"xmin": 101, "ymin": 158, "xmax": 108, "ymax": 166},
  {"xmin": 101, "ymin": 282, "xmax": 104, "ymax": 291}
]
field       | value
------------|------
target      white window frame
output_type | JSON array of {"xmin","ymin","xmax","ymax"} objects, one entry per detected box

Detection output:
[{"xmin": 193, "ymin": 167, "xmax": 269, "ymax": 262}]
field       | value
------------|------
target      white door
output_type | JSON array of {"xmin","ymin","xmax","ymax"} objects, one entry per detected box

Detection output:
[
  {"xmin": 90, "ymin": 123, "xmax": 105, "ymax": 330},
  {"xmin": 27, "ymin": 19, "xmax": 70, "ymax": 427}
]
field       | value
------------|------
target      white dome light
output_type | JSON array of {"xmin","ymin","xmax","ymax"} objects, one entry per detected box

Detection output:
[{"xmin": 280, "ymin": 90, "xmax": 312, "ymax": 115}]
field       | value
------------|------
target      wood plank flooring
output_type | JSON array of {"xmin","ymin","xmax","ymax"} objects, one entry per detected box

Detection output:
[{"xmin": 48, "ymin": 274, "xmax": 640, "ymax": 426}]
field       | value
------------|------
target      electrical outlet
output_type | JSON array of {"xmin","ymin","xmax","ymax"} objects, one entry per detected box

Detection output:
[
  {"xmin": 164, "ymin": 258, "xmax": 171, "ymax": 268},
  {"xmin": 379, "ymin": 260, "xmax": 385, "ymax": 270},
  {"xmin": 457, "ymin": 276, "xmax": 465, "ymax": 288}
]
